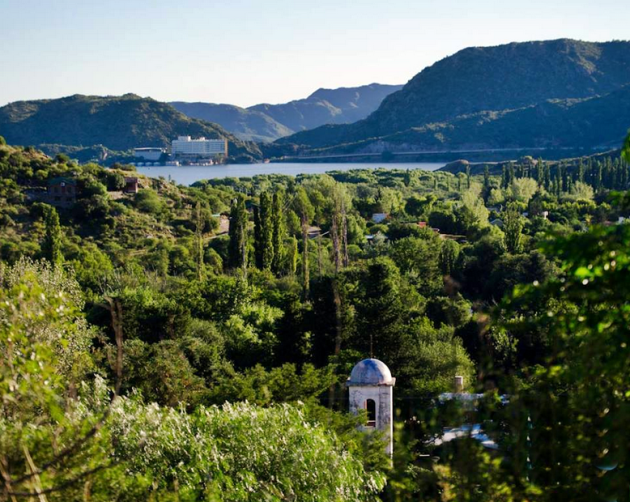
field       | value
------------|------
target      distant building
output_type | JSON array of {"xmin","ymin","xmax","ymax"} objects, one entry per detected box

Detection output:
[
  {"xmin": 134, "ymin": 147, "xmax": 165, "ymax": 161},
  {"xmin": 123, "ymin": 177, "xmax": 139, "ymax": 194},
  {"xmin": 171, "ymin": 136, "xmax": 227, "ymax": 158},
  {"xmin": 47, "ymin": 177, "xmax": 77, "ymax": 208}
]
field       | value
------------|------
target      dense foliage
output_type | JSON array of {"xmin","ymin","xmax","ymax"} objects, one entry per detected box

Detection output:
[{"xmin": 1, "ymin": 136, "xmax": 630, "ymax": 500}]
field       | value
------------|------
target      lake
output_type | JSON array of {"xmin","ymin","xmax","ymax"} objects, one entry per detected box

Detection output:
[{"xmin": 136, "ymin": 162, "xmax": 445, "ymax": 186}]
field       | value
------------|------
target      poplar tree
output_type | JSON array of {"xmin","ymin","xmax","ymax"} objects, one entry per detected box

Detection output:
[
  {"xmin": 503, "ymin": 202, "xmax": 524, "ymax": 254},
  {"xmin": 536, "ymin": 159, "xmax": 544, "ymax": 186},
  {"xmin": 228, "ymin": 196, "xmax": 248, "ymax": 272},
  {"xmin": 271, "ymin": 191, "xmax": 286, "ymax": 275},
  {"xmin": 293, "ymin": 187, "xmax": 314, "ymax": 299},
  {"xmin": 253, "ymin": 205, "xmax": 263, "ymax": 269},
  {"xmin": 42, "ymin": 205, "xmax": 63, "ymax": 266},
  {"xmin": 194, "ymin": 201, "xmax": 205, "ymax": 281},
  {"xmin": 260, "ymin": 192, "xmax": 274, "ymax": 271},
  {"xmin": 501, "ymin": 165, "xmax": 509, "ymax": 189}
]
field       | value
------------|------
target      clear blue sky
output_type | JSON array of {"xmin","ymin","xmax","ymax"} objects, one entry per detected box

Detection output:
[{"xmin": 1, "ymin": 0, "xmax": 628, "ymax": 108}]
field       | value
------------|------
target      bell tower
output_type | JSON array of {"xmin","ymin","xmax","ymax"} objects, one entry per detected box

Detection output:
[{"xmin": 346, "ymin": 358, "xmax": 396, "ymax": 456}]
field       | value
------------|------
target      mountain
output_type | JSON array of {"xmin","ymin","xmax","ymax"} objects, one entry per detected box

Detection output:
[
  {"xmin": 169, "ymin": 102, "xmax": 293, "ymax": 143},
  {"xmin": 306, "ymin": 85, "xmax": 630, "ymax": 156},
  {"xmin": 0, "ymin": 94, "xmax": 263, "ymax": 161},
  {"xmin": 171, "ymin": 83, "xmax": 402, "ymax": 142},
  {"xmin": 277, "ymin": 39, "xmax": 630, "ymax": 153}
]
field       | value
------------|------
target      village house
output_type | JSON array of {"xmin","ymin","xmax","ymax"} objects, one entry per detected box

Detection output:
[
  {"xmin": 123, "ymin": 176, "xmax": 139, "ymax": 194},
  {"xmin": 46, "ymin": 177, "xmax": 77, "ymax": 208}
]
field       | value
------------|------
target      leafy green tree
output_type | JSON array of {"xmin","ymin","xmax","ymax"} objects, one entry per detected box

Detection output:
[
  {"xmin": 503, "ymin": 202, "xmax": 524, "ymax": 253},
  {"xmin": 227, "ymin": 196, "xmax": 249, "ymax": 272},
  {"xmin": 106, "ymin": 171, "xmax": 126, "ymax": 191},
  {"xmin": 260, "ymin": 191, "xmax": 274, "ymax": 270},
  {"xmin": 135, "ymin": 188, "xmax": 165, "ymax": 215},
  {"xmin": 495, "ymin": 217, "xmax": 630, "ymax": 500},
  {"xmin": 41, "ymin": 205, "xmax": 63, "ymax": 266},
  {"xmin": 272, "ymin": 190, "xmax": 287, "ymax": 275},
  {"xmin": 439, "ymin": 239, "xmax": 460, "ymax": 276}
]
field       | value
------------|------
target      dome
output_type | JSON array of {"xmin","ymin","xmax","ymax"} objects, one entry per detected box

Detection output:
[{"xmin": 347, "ymin": 359, "xmax": 395, "ymax": 387}]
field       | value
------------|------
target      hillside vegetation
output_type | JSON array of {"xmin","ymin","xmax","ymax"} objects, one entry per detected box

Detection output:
[
  {"xmin": 278, "ymin": 39, "xmax": 630, "ymax": 154},
  {"xmin": 0, "ymin": 93, "xmax": 263, "ymax": 161},
  {"xmin": 1, "ymin": 134, "xmax": 630, "ymax": 499}
]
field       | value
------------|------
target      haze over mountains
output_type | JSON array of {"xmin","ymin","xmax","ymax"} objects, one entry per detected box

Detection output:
[
  {"xmin": 279, "ymin": 39, "xmax": 630, "ymax": 155},
  {"xmin": 170, "ymin": 83, "xmax": 403, "ymax": 142}
]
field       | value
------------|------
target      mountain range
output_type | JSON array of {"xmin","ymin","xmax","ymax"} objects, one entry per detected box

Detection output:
[
  {"xmin": 277, "ymin": 39, "xmax": 630, "ymax": 156},
  {"xmin": 170, "ymin": 83, "xmax": 402, "ymax": 142},
  {"xmin": 1, "ymin": 39, "xmax": 629, "ymax": 164}
]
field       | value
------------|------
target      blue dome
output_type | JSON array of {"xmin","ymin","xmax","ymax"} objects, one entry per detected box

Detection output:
[{"xmin": 347, "ymin": 359, "xmax": 395, "ymax": 386}]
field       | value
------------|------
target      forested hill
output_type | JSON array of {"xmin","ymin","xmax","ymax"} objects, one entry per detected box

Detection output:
[
  {"xmin": 171, "ymin": 83, "xmax": 402, "ymax": 142},
  {"xmin": 277, "ymin": 39, "xmax": 630, "ymax": 152},
  {"xmin": 0, "ymin": 93, "xmax": 263, "ymax": 161}
]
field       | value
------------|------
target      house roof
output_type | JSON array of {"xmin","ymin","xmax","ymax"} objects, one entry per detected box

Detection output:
[{"xmin": 48, "ymin": 177, "xmax": 77, "ymax": 186}]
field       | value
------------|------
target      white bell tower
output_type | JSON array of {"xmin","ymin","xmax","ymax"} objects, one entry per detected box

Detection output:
[{"xmin": 346, "ymin": 358, "xmax": 396, "ymax": 456}]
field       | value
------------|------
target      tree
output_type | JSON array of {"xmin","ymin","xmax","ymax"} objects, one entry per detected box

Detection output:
[
  {"xmin": 439, "ymin": 239, "xmax": 460, "ymax": 276},
  {"xmin": 260, "ymin": 192, "xmax": 274, "ymax": 270},
  {"xmin": 41, "ymin": 205, "xmax": 63, "ymax": 266},
  {"xmin": 621, "ymin": 129, "xmax": 630, "ymax": 164},
  {"xmin": 503, "ymin": 202, "xmax": 524, "ymax": 254},
  {"xmin": 228, "ymin": 196, "xmax": 249, "ymax": 272},
  {"xmin": 194, "ymin": 201, "xmax": 205, "ymax": 280},
  {"xmin": 495, "ymin": 219, "xmax": 630, "ymax": 500},
  {"xmin": 272, "ymin": 190, "xmax": 286, "ymax": 275},
  {"xmin": 293, "ymin": 187, "xmax": 314, "ymax": 298},
  {"xmin": 509, "ymin": 177, "xmax": 538, "ymax": 203}
]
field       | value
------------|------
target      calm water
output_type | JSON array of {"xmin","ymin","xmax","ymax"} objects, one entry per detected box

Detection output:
[{"xmin": 137, "ymin": 162, "xmax": 445, "ymax": 186}]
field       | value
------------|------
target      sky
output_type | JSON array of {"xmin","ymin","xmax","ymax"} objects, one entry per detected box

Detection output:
[{"xmin": 1, "ymin": 0, "xmax": 628, "ymax": 108}]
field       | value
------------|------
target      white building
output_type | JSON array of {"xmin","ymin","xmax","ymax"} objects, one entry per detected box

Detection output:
[
  {"xmin": 171, "ymin": 136, "xmax": 227, "ymax": 158},
  {"xmin": 347, "ymin": 359, "xmax": 395, "ymax": 456},
  {"xmin": 134, "ymin": 147, "xmax": 165, "ymax": 162}
]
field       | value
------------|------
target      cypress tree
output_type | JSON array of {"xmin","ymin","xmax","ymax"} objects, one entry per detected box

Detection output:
[
  {"xmin": 536, "ymin": 159, "xmax": 544, "ymax": 186},
  {"xmin": 194, "ymin": 201, "xmax": 205, "ymax": 281},
  {"xmin": 228, "ymin": 196, "xmax": 248, "ymax": 272},
  {"xmin": 42, "ymin": 205, "xmax": 63, "ymax": 266},
  {"xmin": 466, "ymin": 165, "xmax": 471, "ymax": 189},
  {"xmin": 288, "ymin": 236, "xmax": 298, "ymax": 276},
  {"xmin": 503, "ymin": 202, "xmax": 524, "ymax": 254},
  {"xmin": 403, "ymin": 169, "xmax": 411, "ymax": 187},
  {"xmin": 508, "ymin": 162, "xmax": 516, "ymax": 185},
  {"xmin": 271, "ymin": 191, "xmax": 286, "ymax": 275},
  {"xmin": 253, "ymin": 205, "xmax": 263, "ymax": 269},
  {"xmin": 260, "ymin": 191, "xmax": 274, "ymax": 271}
]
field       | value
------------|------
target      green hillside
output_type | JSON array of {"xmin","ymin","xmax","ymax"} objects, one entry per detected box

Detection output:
[
  {"xmin": 0, "ymin": 93, "xmax": 263, "ymax": 161},
  {"xmin": 278, "ymin": 39, "xmax": 630, "ymax": 152}
]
